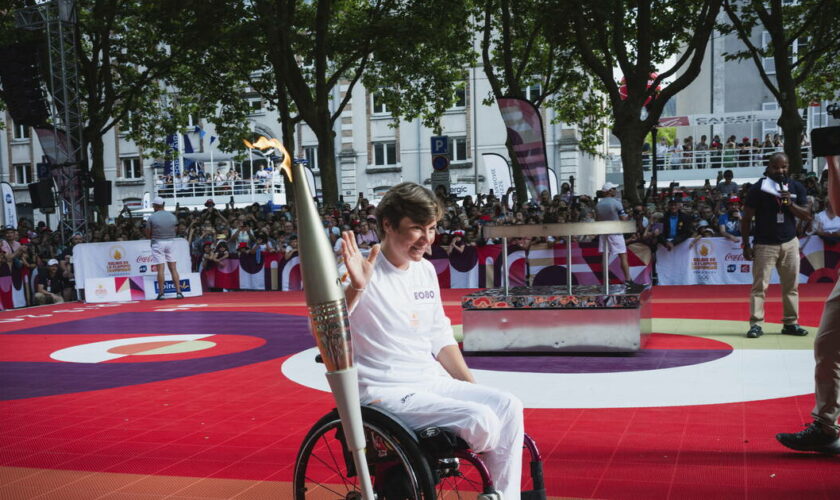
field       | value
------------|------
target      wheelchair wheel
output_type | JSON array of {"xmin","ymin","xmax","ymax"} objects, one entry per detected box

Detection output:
[
  {"xmin": 434, "ymin": 452, "xmax": 489, "ymax": 499},
  {"xmin": 294, "ymin": 407, "xmax": 436, "ymax": 500},
  {"xmin": 433, "ymin": 434, "xmax": 546, "ymax": 500}
]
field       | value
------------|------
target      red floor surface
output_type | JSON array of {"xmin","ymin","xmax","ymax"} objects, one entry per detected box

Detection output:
[{"xmin": 1, "ymin": 285, "xmax": 838, "ymax": 499}]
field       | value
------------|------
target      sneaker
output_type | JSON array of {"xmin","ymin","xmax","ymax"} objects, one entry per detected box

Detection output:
[
  {"xmin": 781, "ymin": 324, "xmax": 808, "ymax": 336},
  {"xmin": 155, "ymin": 293, "xmax": 165, "ymax": 301},
  {"xmin": 176, "ymin": 292, "xmax": 185, "ymax": 299},
  {"xmin": 746, "ymin": 324, "xmax": 763, "ymax": 338},
  {"xmin": 776, "ymin": 422, "xmax": 840, "ymax": 454}
]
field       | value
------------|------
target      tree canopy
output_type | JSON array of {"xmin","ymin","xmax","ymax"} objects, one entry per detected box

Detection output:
[
  {"xmin": 721, "ymin": 0, "xmax": 840, "ymax": 174},
  {"xmin": 558, "ymin": 0, "xmax": 723, "ymax": 203}
]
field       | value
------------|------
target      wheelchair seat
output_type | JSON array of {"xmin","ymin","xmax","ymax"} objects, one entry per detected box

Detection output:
[{"xmin": 416, "ymin": 426, "xmax": 471, "ymax": 457}]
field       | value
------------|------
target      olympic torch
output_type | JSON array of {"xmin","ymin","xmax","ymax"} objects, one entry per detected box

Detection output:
[{"xmin": 265, "ymin": 138, "xmax": 373, "ymax": 499}]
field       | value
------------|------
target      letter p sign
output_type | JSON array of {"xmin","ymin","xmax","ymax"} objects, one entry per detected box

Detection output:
[{"xmin": 431, "ymin": 136, "xmax": 449, "ymax": 155}]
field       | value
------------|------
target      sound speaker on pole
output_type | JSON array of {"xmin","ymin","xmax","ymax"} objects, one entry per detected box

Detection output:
[
  {"xmin": 93, "ymin": 180, "xmax": 112, "ymax": 206},
  {"xmin": 811, "ymin": 126, "xmax": 840, "ymax": 157},
  {"xmin": 0, "ymin": 43, "xmax": 50, "ymax": 128},
  {"xmin": 27, "ymin": 180, "xmax": 54, "ymax": 209}
]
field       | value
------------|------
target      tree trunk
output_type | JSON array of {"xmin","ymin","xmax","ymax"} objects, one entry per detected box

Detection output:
[
  {"xmin": 505, "ymin": 141, "xmax": 529, "ymax": 210},
  {"xmin": 313, "ymin": 118, "xmax": 338, "ymax": 207},
  {"xmin": 778, "ymin": 103, "xmax": 805, "ymax": 175},
  {"xmin": 613, "ymin": 122, "xmax": 646, "ymax": 205},
  {"xmin": 277, "ymin": 88, "xmax": 297, "ymax": 207}
]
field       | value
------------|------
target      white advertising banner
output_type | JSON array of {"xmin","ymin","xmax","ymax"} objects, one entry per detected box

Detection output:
[
  {"xmin": 548, "ymin": 168, "xmax": 558, "ymax": 196},
  {"xmin": 658, "ymin": 109, "xmax": 781, "ymax": 128},
  {"xmin": 450, "ymin": 183, "xmax": 476, "ymax": 198},
  {"xmin": 73, "ymin": 239, "xmax": 192, "ymax": 290},
  {"xmin": 655, "ymin": 237, "xmax": 815, "ymax": 286},
  {"xmin": 1, "ymin": 182, "xmax": 17, "ymax": 228},
  {"xmin": 84, "ymin": 273, "xmax": 202, "ymax": 302},
  {"xmin": 142, "ymin": 273, "xmax": 203, "ymax": 299},
  {"xmin": 482, "ymin": 153, "xmax": 512, "ymax": 198}
]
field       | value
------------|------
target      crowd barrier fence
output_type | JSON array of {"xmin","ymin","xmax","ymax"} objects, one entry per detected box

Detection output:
[{"xmin": 2, "ymin": 236, "xmax": 837, "ymax": 309}]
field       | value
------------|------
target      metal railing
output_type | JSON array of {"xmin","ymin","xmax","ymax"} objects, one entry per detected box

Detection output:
[
  {"xmin": 155, "ymin": 178, "xmax": 286, "ymax": 205},
  {"xmin": 609, "ymin": 145, "xmax": 814, "ymax": 173},
  {"xmin": 484, "ymin": 221, "xmax": 636, "ymax": 295}
]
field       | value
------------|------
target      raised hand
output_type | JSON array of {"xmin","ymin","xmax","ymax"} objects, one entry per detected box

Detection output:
[{"xmin": 341, "ymin": 230, "xmax": 380, "ymax": 291}]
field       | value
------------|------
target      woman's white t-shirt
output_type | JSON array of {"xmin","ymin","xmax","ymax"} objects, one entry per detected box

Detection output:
[{"xmin": 349, "ymin": 256, "xmax": 456, "ymax": 388}]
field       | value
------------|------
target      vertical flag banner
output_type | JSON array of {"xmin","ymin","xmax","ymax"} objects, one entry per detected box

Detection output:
[
  {"xmin": 1, "ymin": 182, "xmax": 17, "ymax": 228},
  {"xmin": 547, "ymin": 168, "xmax": 558, "ymax": 197},
  {"xmin": 497, "ymin": 97, "xmax": 551, "ymax": 200},
  {"xmin": 33, "ymin": 127, "xmax": 74, "ymax": 165},
  {"xmin": 482, "ymin": 153, "xmax": 513, "ymax": 198},
  {"xmin": 164, "ymin": 134, "xmax": 179, "ymax": 176}
]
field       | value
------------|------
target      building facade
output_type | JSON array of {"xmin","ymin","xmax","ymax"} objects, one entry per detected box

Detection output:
[{"xmin": 1, "ymin": 64, "xmax": 608, "ymax": 228}]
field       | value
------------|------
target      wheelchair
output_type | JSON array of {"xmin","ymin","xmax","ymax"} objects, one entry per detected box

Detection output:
[{"xmin": 293, "ymin": 404, "xmax": 546, "ymax": 499}]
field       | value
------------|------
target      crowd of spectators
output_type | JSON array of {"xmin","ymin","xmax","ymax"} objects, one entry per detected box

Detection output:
[
  {"xmin": 3, "ymin": 165, "xmax": 837, "ymax": 309},
  {"xmin": 642, "ymin": 133, "xmax": 811, "ymax": 171},
  {"xmin": 155, "ymin": 164, "xmax": 280, "ymax": 198}
]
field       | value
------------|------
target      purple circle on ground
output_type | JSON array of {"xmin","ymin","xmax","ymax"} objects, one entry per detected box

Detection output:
[
  {"xmin": 464, "ymin": 348, "xmax": 731, "ymax": 374},
  {"xmin": 0, "ymin": 311, "xmax": 313, "ymax": 401}
]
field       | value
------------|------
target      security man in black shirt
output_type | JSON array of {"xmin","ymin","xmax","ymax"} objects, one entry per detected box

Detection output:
[{"xmin": 741, "ymin": 152, "xmax": 811, "ymax": 338}]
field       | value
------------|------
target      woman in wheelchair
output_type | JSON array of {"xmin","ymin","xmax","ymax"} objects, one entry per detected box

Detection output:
[{"xmin": 294, "ymin": 183, "xmax": 535, "ymax": 499}]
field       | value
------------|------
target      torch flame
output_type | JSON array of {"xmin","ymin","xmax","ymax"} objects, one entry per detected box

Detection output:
[
  {"xmin": 251, "ymin": 136, "xmax": 276, "ymax": 150},
  {"xmin": 245, "ymin": 136, "xmax": 293, "ymax": 182}
]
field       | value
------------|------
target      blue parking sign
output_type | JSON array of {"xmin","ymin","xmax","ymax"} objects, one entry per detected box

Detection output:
[{"xmin": 431, "ymin": 136, "xmax": 449, "ymax": 155}]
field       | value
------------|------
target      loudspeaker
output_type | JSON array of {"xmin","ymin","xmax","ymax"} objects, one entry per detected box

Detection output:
[
  {"xmin": 811, "ymin": 126, "xmax": 840, "ymax": 157},
  {"xmin": 93, "ymin": 180, "xmax": 112, "ymax": 206},
  {"xmin": 27, "ymin": 180, "xmax": 54, "ymax": 209},
  {"xmin": 0, "ymin": 43, "xmax": 50, "ymax": 128}
]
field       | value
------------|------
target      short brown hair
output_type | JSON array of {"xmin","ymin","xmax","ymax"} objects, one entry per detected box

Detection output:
[{"xmin": 374, "ymin": 182, "xmax": 443, "ymax": 235}]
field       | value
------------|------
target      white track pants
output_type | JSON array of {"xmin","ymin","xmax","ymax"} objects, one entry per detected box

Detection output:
[{"xmin": 362, "ymin": 377, "xmax": 524, "ymax": 499}]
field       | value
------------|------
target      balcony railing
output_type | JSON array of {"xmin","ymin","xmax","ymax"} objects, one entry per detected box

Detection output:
[
  {"xmin": 609, "ymin": 146, "xmax": 814, "ymax": 174},
  {"xmin": 155, "ymin": 178, "xmax": 287, "ymax": 207},
  {"xmin": 643, "ymin": 145, "xmax": 813, "ymax": 171}
]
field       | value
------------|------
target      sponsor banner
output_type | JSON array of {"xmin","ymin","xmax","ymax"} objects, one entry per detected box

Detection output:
[
  {"xmin": 656, "ymin": 236, "xmax": 839, "ymax": 285},
  {"xmin": 198, "ymin": 237, "xmax": 837, "ymax": 291},
  {"xmin": 548, "ymin": 168, "xmax": 558, "ymax": 197},
  {"xmin": 73, "ymin": 239, "xmax": 192, "ymax": 289},
  {"xmin": 142, "ymin": 273, "xmax": 203, "ymax": 299},
  {"xmin": 0, "ymin": 262, "xmax": 28, "ymax": 310},
  {"xmin": 84, "ymin": 276, "xmax": 146, "ymax": 303},
  {"xmin": 1, "ymin": 182, "xmax": 17, "ymax": 228},
  {"xmin": 497, "ymin": 97, "xmax": 551, "ymax": 200},
  {"xmin": 658, "ymin": 109, "xmax": 780, "ymax": 128},
  {"xmin": 656, "ymin": 237, "xmax": 755, "ymax": 285},
  {"xmin": 450, "ymin": 183, "xmax": 476, "ymax": 198},
  {"xmin": 482, "ymin": 153, "xmax": 512, "ymax": 199}
]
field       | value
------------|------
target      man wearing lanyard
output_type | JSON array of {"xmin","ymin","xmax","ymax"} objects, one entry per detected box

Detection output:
[{"xmin": 741, "ymin": 153, "xmax": 811, "ymax": 338}]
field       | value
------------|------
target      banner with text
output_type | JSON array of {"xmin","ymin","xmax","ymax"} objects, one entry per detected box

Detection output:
[
  {"xmin": 73, "ymin": 239, "xmax": 192, "ymax": 289},
  {"xmin": 656, "ymin": 236, "xmax": 839, "ymax": 285}
]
